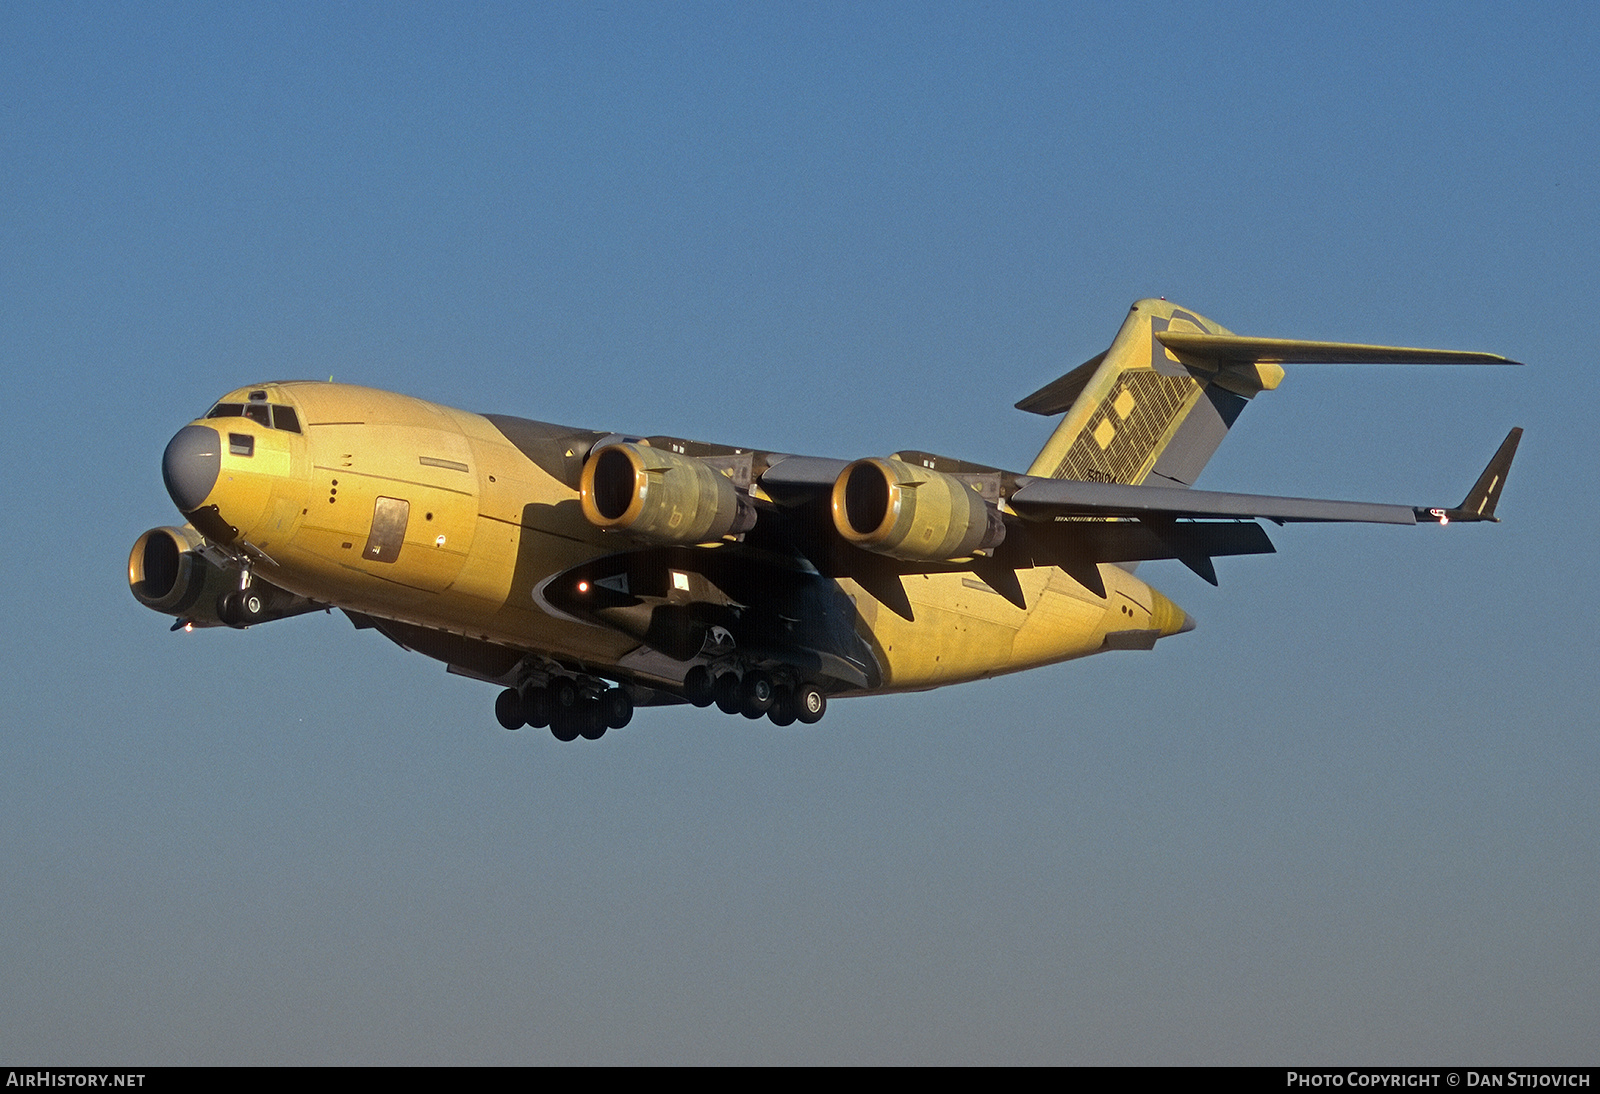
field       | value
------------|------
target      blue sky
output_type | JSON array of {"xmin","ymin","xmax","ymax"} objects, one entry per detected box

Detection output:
[{"xmin": 3, "ymin": 1, "xmax": 1596, "ymax": 1063}]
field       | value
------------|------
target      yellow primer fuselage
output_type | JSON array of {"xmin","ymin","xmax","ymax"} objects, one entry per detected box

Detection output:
[{"xmin": 182, "ymin": 381, "xmax": 1186, "ymax": 696}]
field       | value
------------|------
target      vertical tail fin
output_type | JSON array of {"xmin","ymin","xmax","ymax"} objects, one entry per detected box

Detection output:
[
  {"xmin": 1018, "ymin": 300, "xmax": 1274, "ymax": 487},
  {"xmin": 1018, "ymin": 299, "xmax": 1519, "ymax": 488}
]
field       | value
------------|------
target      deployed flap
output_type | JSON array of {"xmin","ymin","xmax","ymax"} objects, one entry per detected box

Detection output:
[
  {"xmin": 1009, "ymin": 478, "xmax": 1418, "ymax": 525},
  {"xmin": 1012, "ymin": 520, "xmax": 1276, "ymax": 592}
]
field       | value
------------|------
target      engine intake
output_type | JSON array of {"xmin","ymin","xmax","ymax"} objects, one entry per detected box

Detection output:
[
  {"xmin": 580, "ymin": 443, "xmax": 755, "ymax": 544},
  {"xmin": 831, "ymin": 458, "xmax": 1005, "ymax": 561},
  {"xmin": 128, "ymin": 526, "xmax": 233, "ymax": 616},
  {"xmin": 129, "ymin": 526, "xmax": 317, "ymax": 628}
]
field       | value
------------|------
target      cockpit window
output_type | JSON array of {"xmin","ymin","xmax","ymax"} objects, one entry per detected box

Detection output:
[
  {"xmin": 228, "ymin": 433, "xmax": 254, "ymax": 457},
  {"xmin": 207, "ymin": 400, "xmax": 301, "ymax": 433}
]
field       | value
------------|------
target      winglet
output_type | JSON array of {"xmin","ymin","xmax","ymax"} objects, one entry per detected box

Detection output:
[{"xmin": 1414, "ymin": 427, "xmax": 1523, "ymax": 524}]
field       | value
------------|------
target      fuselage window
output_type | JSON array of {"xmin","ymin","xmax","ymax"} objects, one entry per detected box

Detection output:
[{"xmin": 229, "ymin": 433, "xmax": 254, "ymax": 457}]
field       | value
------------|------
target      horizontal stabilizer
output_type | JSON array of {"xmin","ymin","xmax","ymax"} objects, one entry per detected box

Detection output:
[
  {"xmin": 1018, "ymin": 300, "xmax": 1263, "ymax": 488},
  {"xmin": 1015, "ymin": 352, "xmax": 1107, "ymax": 416},
  {"xmin": 1156, "ymin": 331, "xmax": 1522, "ymax": 367},
  {"xmin": 1009, "ymin": 478, "xmax": 1418, "ymax": 525}
]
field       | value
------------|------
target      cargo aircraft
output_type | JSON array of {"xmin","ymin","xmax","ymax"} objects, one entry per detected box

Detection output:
[{"xmin": 131, "ymin": 300, "xmax": 1522, "ymax": 741}]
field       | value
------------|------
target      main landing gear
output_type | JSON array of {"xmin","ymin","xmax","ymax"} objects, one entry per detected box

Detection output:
[
  {"xmin": 682, "ymin": 665, "xmax": 827, "ymax": 726},
  {"xmin": 492, "ymin": 667, "xmax": 828, "ymax": 741},
  {"xmin": 495, "ymin": 678, "xmax": 633, "ymax": 742}
]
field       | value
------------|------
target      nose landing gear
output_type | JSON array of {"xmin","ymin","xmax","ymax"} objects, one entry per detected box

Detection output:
[{"xmin": 217, "ymin": 587, "xmax": 269, "ymax": 628}]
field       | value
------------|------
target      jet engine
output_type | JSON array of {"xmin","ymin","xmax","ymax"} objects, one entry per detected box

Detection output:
[
  {"xmin": 128, "ymin": 526, "xmax": 238, "ymax": 621},
  {"xmin": 831, "ymin": 457, "xmax": 1006, "ymax": 561},
  {"xmin": 580, "ymin": 442, "xmax": 756, "ymax": 544},
  {"xmin": 129, "ymin": 526, "xmax": 317, "ymax": 628}
]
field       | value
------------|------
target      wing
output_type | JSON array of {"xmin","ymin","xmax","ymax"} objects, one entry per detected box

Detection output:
[
  {"xmin": 1009, "ymin": 426, "xmax": 1522, "ymax": 526},
  {"xmin": 752, "ymin": 429, "xmax": 1521, "ymax": 598}
]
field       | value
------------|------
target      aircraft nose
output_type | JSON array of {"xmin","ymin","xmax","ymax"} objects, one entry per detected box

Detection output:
[{"xmin": 162, "ymin": 424, "xmax": 221, "ymax": 512}]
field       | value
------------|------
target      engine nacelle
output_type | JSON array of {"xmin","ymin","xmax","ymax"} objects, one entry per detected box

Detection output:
[
  {"xmin": 129, "ymin": 526, "xmax": 319, "ymax": 628},
  {"xmin": 580, "ymin": 442, "xmax": 756, "ymax": 544},
  {"xmin": 128, "ymin": 526, "xmax": 237, "ymax": 620},
  {"xmin": 831, "ymin": 457, "xmax": 1006, "ymax": 561}
]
